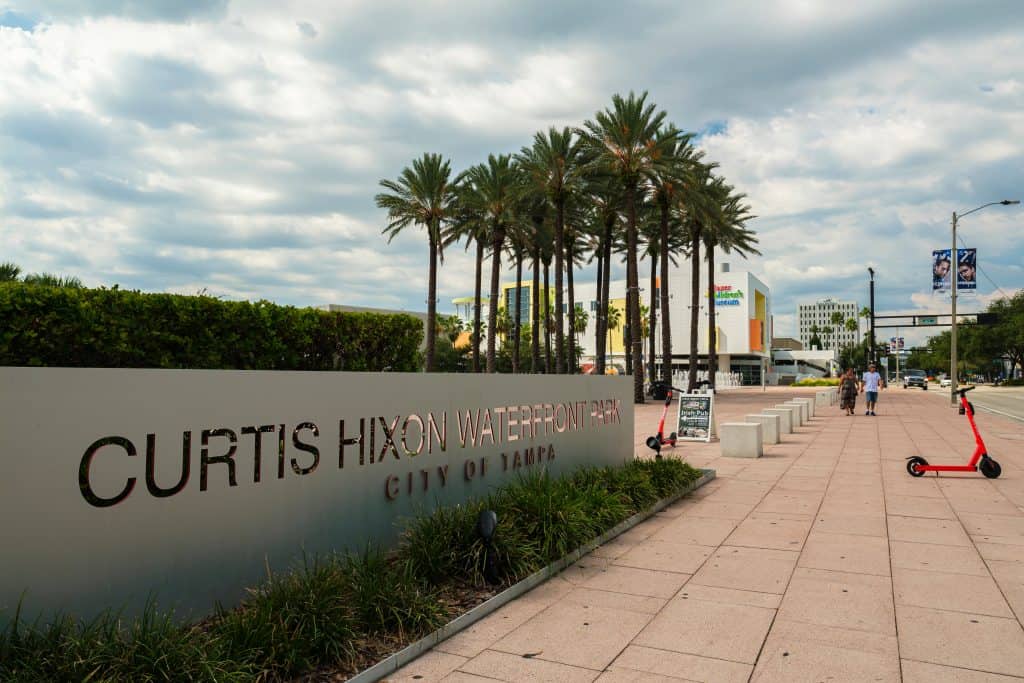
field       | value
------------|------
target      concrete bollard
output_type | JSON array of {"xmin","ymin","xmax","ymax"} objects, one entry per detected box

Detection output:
[
  {"xmin": 745, "ymin": 413, "xmax": 781, "ymax": 444},
  {"xmin": 793, "ymin": 397, "xmax": 814, "ymax": 419},
  {"xmin": 721, "ymin": 423, "xmax": 763, "ymax": 458},
  {"xmin": 782, "ymin": 402, "xmax": 805, "ymax": 427},
  {"xmin": 815, "ymin": 391, "xmax": 830, "ymax": 408},
  {"xmin": 763, "ymin": 407, "xmax": 794, "ymax": 434}
]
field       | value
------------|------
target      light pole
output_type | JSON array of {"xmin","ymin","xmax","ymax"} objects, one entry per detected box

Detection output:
[
  {"xmin": 949, "ymin": 200, "xmax": 1020, "ymax": 405},
  {"xmin": 868, "ymin": 268, "xmax": 876, "ymax": 365}
]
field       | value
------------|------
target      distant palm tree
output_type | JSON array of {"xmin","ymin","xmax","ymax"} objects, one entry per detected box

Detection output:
[
  {"xmin": 446, "ymin": 198, "xmax": 488, "ymax": 373},
  {"xmin": 376, "ymin": 153, "xmax": 457, "ymax": 372},
  {"xmin": 830, "ymin": 311, "xmax": 845, "ymax": 352},
  {"xmin": 581, "ymin": 91, "xmax": 673, "ymax": 403},
  {"xmin": 0, "ymin": 262, "xmax": 21, "ymax": 282},
  {"xmin": 844, "ymin": 317, "xmax": 858, "ymax": 348},
  {"xmin": 458, "ymin": 154, "xmax": 521, "ymax": 373},
  {"xmin": 606, "ymin": 303, "xmax": 622, "ymax": 368},
  {"xmin": 682, "ymin": 164, "xmax": 720, "ymax": 391},
  {"xmin": 573, "ymin": 306, "xmax": 589, "ymax": 365},
  {"xmin": 517, "ymin": 127, "xmax": 587, "ymax": 375}
]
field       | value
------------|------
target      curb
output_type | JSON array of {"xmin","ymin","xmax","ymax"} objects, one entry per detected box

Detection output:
[{"xmin": 349, "ymin": 467, "xmax": 717, "ymax": 683}]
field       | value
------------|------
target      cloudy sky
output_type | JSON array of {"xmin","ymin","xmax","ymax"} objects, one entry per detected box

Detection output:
[{"xmin": 2, "ymin": 1, "xmax": 1022, "ymax": 341}]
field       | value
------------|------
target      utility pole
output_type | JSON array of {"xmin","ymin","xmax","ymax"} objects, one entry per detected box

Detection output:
[
  {"xmin": 950, "ymin": 211, "xmax": 958, "ymax": 406},
  {"xmin": 946, "ymin": 200, "xmax": 1019, "ymax": 406}
]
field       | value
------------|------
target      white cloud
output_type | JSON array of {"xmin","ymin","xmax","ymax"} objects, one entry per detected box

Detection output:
[{"xmin": 1, "ymin": 0, "xmax": 1022, "ymax": 350}]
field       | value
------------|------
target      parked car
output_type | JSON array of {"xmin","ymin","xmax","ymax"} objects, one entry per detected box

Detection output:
[
  {"xmin": 940, "ymin": 377, "xmax": 952, "ymax": 388},
  {"xmin": 903, "ymin": 369, "xmax": 928, "ymax": 390}
]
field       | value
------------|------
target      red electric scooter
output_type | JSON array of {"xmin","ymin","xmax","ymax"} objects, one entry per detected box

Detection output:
[
  {"xmin": 906, "ymin": 386, "xmax": 1002, "ymax": 478},
  {"xmin": 646, "ymin": 383, "xmax": 684, "ymax": 459}
]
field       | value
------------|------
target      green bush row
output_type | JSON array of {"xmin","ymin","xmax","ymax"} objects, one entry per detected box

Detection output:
[
  {"xmin": 792, "ymin": 377, "xmax": 840, "ymax": 386},
  {"xmin": 0, "ymin": 459, "xmax": 702, "ymax": 682},
  {"xmin": 0, "ymin": 283, "xmax": 422, "ymax": 371}
]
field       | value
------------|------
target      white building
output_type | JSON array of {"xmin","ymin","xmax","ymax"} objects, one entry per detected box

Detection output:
[
  {"xmin": 797, "ymin": 298, "xmax": 861, "ymax": 350},
  {"xmin": 573, "ymin": 260, "xmax": 772, "ymax": 385}
]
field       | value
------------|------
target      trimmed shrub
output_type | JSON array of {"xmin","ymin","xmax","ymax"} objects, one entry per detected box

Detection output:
[
  {"xmin": 792, "ymin": 377, "xmax": 840, "ymax": 386},
  {"xmin": 0, "ymin": 459, "xmax": 703, "ymax": 681},
  {"xmin": 0, "ymin": 284, "xmax": 422, "ymax": 371}
]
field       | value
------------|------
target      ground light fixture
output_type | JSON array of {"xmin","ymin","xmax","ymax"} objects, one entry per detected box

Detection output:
[
  {"xmin": 949, "ymin": 199, "xmax": 1020, "ymax": 404},
  {"xmin": 476, "ymin": 509, "xmax": 500, "ymax": 584}
]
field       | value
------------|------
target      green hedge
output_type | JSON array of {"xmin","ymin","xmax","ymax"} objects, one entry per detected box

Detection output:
[
  {"xmin": 0, "ymin": 284, "xmax": 423, "ymax": 371},
  {"xmin": 792, "ymin": 377, "xmax": 840, "ymax": 386}
]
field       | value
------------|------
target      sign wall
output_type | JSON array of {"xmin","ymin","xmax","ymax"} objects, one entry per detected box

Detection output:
[{"xmin": 0, "ymin": 368, "xmax": 633, "ymax": 623}]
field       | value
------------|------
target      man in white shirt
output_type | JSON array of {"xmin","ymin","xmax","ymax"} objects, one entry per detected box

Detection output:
[{"xmin": 861, "ymin": 363, "xmax": 884, "ymax": 416}]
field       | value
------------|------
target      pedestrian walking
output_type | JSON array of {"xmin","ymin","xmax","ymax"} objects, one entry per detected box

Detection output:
[
  {"xmin": 839, "ymin": 367, "xmax": 859, "ymax": 415},
  {"xmin": 861, "ymin": 362, "xmax": 884, "ymax": 416}
]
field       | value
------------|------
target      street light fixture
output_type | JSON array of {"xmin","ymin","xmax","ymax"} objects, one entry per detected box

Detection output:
[{"xmin": 949, "ymin": 200, "xmax": 1020, "ymax": 405}]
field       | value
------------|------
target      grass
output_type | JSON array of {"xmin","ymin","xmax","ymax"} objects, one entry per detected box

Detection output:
[{"xmin": 0, "ymin": 458, "xmax": 702, "ymax": 682}]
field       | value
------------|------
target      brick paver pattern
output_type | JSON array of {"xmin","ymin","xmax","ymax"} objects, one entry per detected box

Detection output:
[{"xmin": 388, "ymin": 387, "xmax": 1024, "ymax": 682}]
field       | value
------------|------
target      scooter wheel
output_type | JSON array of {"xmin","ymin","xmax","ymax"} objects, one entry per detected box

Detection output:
[
  {"xmin": 979, "ymin": 457, "xmax": 1002, "ymax": 479},
  {"xmin": 906, "ymin": 456, "xmax": 928, "ymax": 477}
]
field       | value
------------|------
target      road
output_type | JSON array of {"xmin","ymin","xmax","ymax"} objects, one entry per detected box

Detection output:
[{"xmin": 924, "ymin": 384, "xmax": 1024, "ymax": 422}]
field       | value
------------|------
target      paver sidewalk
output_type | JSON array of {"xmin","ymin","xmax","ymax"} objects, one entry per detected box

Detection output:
[{"xmin": 387, "ymin": 386, "xmax": 1024, "ymax": 682}]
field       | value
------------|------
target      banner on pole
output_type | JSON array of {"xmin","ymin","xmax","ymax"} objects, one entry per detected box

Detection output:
[
  {"xmin": 956, "ymin": 248, "xmax": 977, "ymax": 291},
  {"xmin": 932, "ymin": 249, "xmax": 951, "ymax": 291},
  {"xmin": 933, "ymin": 248, "xmax": 977, "ymax": 291}
]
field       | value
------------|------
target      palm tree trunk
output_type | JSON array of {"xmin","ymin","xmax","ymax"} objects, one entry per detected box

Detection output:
[
  {"xmin": 626, "ymin": 185, "xmax": 644, "ymax": 403},
  {"xmin": 707, "ymin": 243, "xmax": 717, "ymax": 391},
  {"xmin": 554, "ymin": 200, "xmax": 565, "ymax": 374},
  {"xmin": 531, "ymin": 242, "xmax": 541, "ymax": 374},
  {"xmin": 660, "ymin": 201, "xmax": 672, "ymax": 384},
  {"xmin": 543, "ymin": 261, "xmax": 552, "ymax": 373},
  {"xmin": 624, "ymin": 296, "xmax": 633, "ymax": 376},
  {"xmin": 687, "ymin": 225, "xmax": 702, "ymax": 391},
  {"xmin": 472, "ymin": 238, "xmax": 483, "ymax": 373},
  {"xmin": 566, "ymin": 242, "xmax": 576, "ymax": 374},
  {"xmin": 426, "ymin": 233, "xmax": 438, "ymax": 372},
  {"xmin": 487, "ymin": 225, "xmax": 504, "ymax": 373},
  {"xmin": 513, "ymin": 251, "xmax": 523, "ymax": 373},
  {"xmin": 649, "ymin": 252, "xmax": 657, "ymax": 385},
  {"xmin": 594, "ymin": 249, "xmax": 605, "ymax": 374},
  {"xmin": 601, "ymin": 215, "xmax": 613, "ymax": 373}
]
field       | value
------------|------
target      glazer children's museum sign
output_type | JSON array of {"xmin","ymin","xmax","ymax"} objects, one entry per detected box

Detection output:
[
  {"xmin": 706, "ymin": 284, "xmax": 744, "ymax": 306},
  {"xmin": 0, "ymin": 368, "xmax": 632, "ymax": 623}
]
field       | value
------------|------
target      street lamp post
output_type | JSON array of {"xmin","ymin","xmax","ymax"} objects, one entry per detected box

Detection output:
[
  {"xmin": 868, "ymin": 268, "xmax": 876, "ymax": 365},
  {"xmin": 949, "ymin": 200, "xmax": 1020, "ymax": 405}
]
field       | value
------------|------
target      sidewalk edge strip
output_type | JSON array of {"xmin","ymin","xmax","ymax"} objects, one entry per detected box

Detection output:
[{"xmin": 346, "ymin": 467, "xmax": 717, "ymax": 683}]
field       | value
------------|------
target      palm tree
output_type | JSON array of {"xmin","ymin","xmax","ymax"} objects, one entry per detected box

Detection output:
[
  {"xmin": 573, "ymin": 306, "xmax": 589, "ymax": 364},
  {"xmin": 517, "ymin": 127, "xmax": 587, "ymax": 375},
  {"xmin": 822, "ymin": 326, "xmax": 834, "ymax": 349},
  {"xmin": 606, "ymin": 303, "xmax": 622, "ymax": 368},
  {"xmin": 458, "ymin": 154, "xmax": 521, "ymax": 373},
  {"xmin": 438, "ymin": 315, "xmax": 464, "ymax": 348},
  {"xmin": 705, "ymin": 184, "xmax": 759, "ymax": 390},
  {"xmin": 830, "ymin": 311, "xmax": 845, "ymax": 353},
  {"xmin": 844, "ymin": 317, "xmax": 858, "ymax": 349},
  {"xmin": 527, "ymin": 205, "xmax": 551, "ymax": 374},
  {"xmin": 1, "ymin": 262, "xmax": 21, "ymax": 282},
  {"xmin": 682, "ymin": 164, "xmax": 720, "ymax": 391},
  {"xmin": 446, "ymin": 197, "xmax": 488, "ymax": 373},
  {"xmin": 505, "ymin": 216, "xmax": 532, "ymax": 373},
  {"xmin": 581, "ymin": 91, "xmax": 672, "ymax": 403},
  {"xmin": 585, "ymin": 181, "xmax": 623, "ymax": 375},
  {"xmin": 646, "ymin": 125, "xmax": 702, "ymax": 383},
  {"xmin": 376, "ymin": 153, "xmax": 457, "ymax": 372}
]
